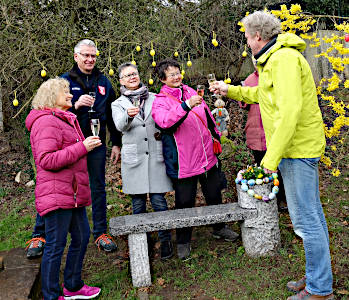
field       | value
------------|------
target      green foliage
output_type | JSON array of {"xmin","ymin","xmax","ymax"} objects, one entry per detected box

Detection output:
[{"xmin": 240, "ymin": 165, "xmax": 266, "ymax": 180}]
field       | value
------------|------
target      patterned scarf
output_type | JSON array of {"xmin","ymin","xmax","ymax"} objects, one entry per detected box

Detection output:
[{"xmin": 120, "ymin": 83, "xmax": 149, "ymax": 119}]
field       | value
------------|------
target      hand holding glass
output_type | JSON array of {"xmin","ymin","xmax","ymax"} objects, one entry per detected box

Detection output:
[
  {"xmin": 90, "ymin": 118, "xmax": 100, "ymax": 137},
  {"xmin": 88, "ymin": 92, "xmax": 96, "ymax": 113},
  {"xmin": 196, "ymin": 85, "xmax": 205, "ymax": 97}
]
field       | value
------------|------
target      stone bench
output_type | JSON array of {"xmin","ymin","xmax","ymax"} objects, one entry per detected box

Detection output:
[{"xmin": 110, "ymin": 197, "xmax": 280, "ymax": 287}]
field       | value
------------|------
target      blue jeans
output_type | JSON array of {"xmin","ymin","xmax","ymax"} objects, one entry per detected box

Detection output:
[
  {"xmin": 278, "ymin": 158, "xmax": 332, "ymax": 296},
  {"xmin": 41, "ymin": 208, "xmax": 90, "ymax": 300},
  {"xmin": 131, "ymin": 193, "xmax": 171, "ymax": 242},
  {"xmin": 32, "ymin": 213, "xmax": 45, "ymax": 238},
  {"xmin": 87, "ymin": 144, "xmax": 107, "ymax": 240}
]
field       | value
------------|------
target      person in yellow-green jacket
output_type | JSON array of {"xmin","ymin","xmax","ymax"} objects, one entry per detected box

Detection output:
[{"xmin": 210, "ymin": 11, "xmax": 333, "ymax": 300}]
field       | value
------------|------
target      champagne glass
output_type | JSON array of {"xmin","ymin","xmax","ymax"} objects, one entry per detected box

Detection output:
[
  {"xmin": 88, "ymin": 92, "xmax": 96, "ymax": 113},
  {"xmin": 196, "ymin": 85, "xmax": 205, "ymax": 97},
  {"xmin": 132, "ymin": 95, "xmax": 141, "ymax": 108},
  {"xmin": 90, "ymin": 118, "xmax": 100, "ymax": 137},
  {"xmin": 207, "ymin": 73, "xmax": 216, "ymax": 86}
]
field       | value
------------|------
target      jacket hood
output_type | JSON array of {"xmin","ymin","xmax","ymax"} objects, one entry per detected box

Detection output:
[
  {"xmin": 258, "ymin": 33, "xmax": 307, "ymax": 65},
  {"xmin": 25, "ymin": 109, "xmax": 77, "ymax": 132}
]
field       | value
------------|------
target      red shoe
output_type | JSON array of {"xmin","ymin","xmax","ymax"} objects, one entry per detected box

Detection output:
[{"xmin": 63, "ymin": 284, "xmax": 101, "ymax": 299}]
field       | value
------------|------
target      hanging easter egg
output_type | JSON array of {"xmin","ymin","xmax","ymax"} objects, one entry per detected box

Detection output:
[
  {"xmin": 174, "ymin": 51, "xmax": 179, "ymax": 57},
  {"xmin": 148, "ymin": 78, "xmax": 154, "ymax": 85},
  {"xmin": 109, "ymin": 69, "xmax": 114, "ymax": 76},
  {"xmin": 241, "ymin": 184, "xmax": 249, "ymax": 192},
  {"xmin": 181, "ymin": 70, "xmax": 185, "ymax": 76},
  {"xmin": 242, "ymin": 51, "xmax": 247, "ymax": 57},
  {"xmin": 41, "ymin": 69, "xmax": 47, "ymax": 77},
  {"xmin": 272, "ymin": 186, "xmax": 279, "ymax": 194},
  {"xmin": 187, "ymin": 60, "xmax": 192, "ymax": 67},
  {"xmin": 268, "ymin": 192, "xmax": 276, "ymax": 200},
  {"xmin": 96, "ymin": 50, "xmax": 100, "ymax": 57},
  {"xmin": 225, "ymin": 77, "xmax": 231, "ymax": 84},
  {"xmin": 273, "ymin": 178, "xmax": 279, "ymax": 186},
  {"xmin": 150, "ymin": 49, "xmax": 155, "ymax": 56},
  {"xmin": 131, "ymin": 60, "xmax": 137, "ymax": 66},
  {"xmin": 272, "ymin": 173, "xmax": 278, "ymax": 179},
  {"xmin": 345, "ymin": 33, "xmax": 349, "ymax": 42},
  {"xmin": 256, "ymin": 179, "xmax": 263, "ymax": 185},
  {"xmin": 247, "ymin": 189, "xmax": 255, "ymax": 196},
  {"xmin": 247, "ymin": 179, "xmax": 255, "ymax": 186},
  {"xmin": 211, "ymin": 39, "xmax": 218, "ymax": 47},
  {"xmin": 13, "ymin": 99, "xmax": 19, "ymax": 106},
  {"xmin": 152, "ymin": 61, "xmax": 156, "ymax": 67},
  {"xmin": 136, "ymin": 45, "xmax": 141, "ymax": 52}
]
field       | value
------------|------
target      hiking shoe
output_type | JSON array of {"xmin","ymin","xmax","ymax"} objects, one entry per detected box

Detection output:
[
  {"xmin": 287, "ymin": 276, "xmax": 306, "ymax": 293},
  {"xmin": 287, "ymin": 289, "xmax": 334, "ymax": 300},
  {"xmin": 25, "ymin": 237, "xmax": 46, "ymax": 259},
  {"xmin": 212, "ymin": 226, "xmax": 239, "ymax": 242},
  {"xmin": 160, "ymin": 241, "xmax": 174, "ymax": 260},
  {"xmin": 63, "ymin": 284, "xmax": 101, "ymax": 299},
  {"xmin": 177, "ymin": 243, "xmax": 191, "ymax": 260},
  {"xmin": 95, "ymin": 234, "xmax": 117, "ymax": 252}
]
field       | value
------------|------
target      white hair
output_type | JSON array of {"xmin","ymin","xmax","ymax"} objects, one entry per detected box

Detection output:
[{"xmin": 74, "ymin": 39, "xmax": 97, "ymax": 54}]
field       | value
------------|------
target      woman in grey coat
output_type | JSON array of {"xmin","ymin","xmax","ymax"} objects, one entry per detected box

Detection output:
[{"xmin": 112, "ymin": 62, "xmax": 173, "ymax": 259}]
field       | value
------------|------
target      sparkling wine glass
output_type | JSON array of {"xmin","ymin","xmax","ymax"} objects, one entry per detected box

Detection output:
[
  {"xmin": 132, "ymin": 95, "xmax": 141, "ymax": 108},
  {"xmin": 88, "ymin": 92, "xmax": 96, "ymax": 113},
  {"xmin": 90, "ymin": 118, "xmax": 100, "ymax": 137},
  {"xmin": 207, "ymin": 73, "xmax": 216, "ymax": 86},
  {"xmin": 196, "ymin": 85, "xmax": 205, "ymax": 97}
]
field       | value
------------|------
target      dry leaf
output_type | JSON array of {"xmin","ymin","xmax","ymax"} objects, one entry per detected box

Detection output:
[
  {"xmin": 337, "ymin": 290, "xmax": 349, "ymax": 295},
  {"xmin": 157, "ymin": 277, "xmax": 165, "ymax": 286}
]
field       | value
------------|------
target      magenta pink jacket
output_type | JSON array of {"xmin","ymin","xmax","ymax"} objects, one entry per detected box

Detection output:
[
  {"xmin": 152, "ymin": 84, "xmax": 219, "ymax": 179},
  {"xmin": 25, "ymin": 108, "xmax": 91, "ymax": 216},
  {"xmin": 239, "ymin": 71, "xmax": 267, "ymax": 151}
]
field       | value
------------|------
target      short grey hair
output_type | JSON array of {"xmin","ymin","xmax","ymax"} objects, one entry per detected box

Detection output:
[
  {"xmin": 74, "ymin": 39, "xmax": 97, "ymax": 54},
  {"xmin": 242, "ymin": 11, "xmax": 281, "ymax": 41},
  {"xmin": 118, "ymin": 62, "xmax": 138, "ymax": 78}
]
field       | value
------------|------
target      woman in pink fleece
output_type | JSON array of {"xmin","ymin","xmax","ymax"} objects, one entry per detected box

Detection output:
[
  {"xmin": 25, "ymin": 78, "xmax": 101, "ymax": 300},
  {"xmin": 152, "ymin": 59, "xmax": 239, "ymax": 260}
]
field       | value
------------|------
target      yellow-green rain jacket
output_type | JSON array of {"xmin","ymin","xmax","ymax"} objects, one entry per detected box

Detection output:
[{"xmin": 227, "ymin": 33, "xmax": 326, "ymax": 170}]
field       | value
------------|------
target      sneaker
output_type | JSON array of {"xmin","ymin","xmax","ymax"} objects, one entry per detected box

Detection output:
[
  {"xmin": 287, "ymin": 289, "xmax": 334, "ymax": 300},
  {"xmin": 63, "ymin": 284, "xmax": 101, "ymax": 299},
  {"xmin": 160, "ymin": 241, "xmax": 174, "ymax": 260},
  {"xmin": 177, "ymin": 243, "xmax": 191, "ymax": 260},
  {"xmin": 287, "ymin": 276, "xmax": 306, "ymax": 293},
  {"xmin": 212, "ymin": 226, "xmax": 239, "ymax": 242},
  {"xmin": 95, "ymin": 234, "xmax": 117, "ymax": 252},
  {"xmin": 25, "ymin": 237, "xmax": 46, "ymax": 259}
]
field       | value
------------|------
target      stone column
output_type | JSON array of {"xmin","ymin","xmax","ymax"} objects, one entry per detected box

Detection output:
[
  {"xmin": 237, "ymin": 183, "xmax": 280, "ymax": 257},
  {"xmin": 128, "ymin": 233, "xmax": 151, "ymax": 287}
]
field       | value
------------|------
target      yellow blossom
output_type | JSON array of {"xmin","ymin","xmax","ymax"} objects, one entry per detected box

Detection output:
[
  {"xmin": 331, "ymin": 145, "xmax": 337, "ymax": 151},
  {"xmin": 331, "ymin": 169, "xmax": 341, "ymax": 177}
]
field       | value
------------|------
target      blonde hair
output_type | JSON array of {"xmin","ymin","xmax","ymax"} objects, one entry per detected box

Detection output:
[
  {"xmin": 32, "ymin": 77, "xmax": 70, "ymax": 109},
  {"xmin": 242, "ymin": 11, "xmax": 281, "ymax": 41}
]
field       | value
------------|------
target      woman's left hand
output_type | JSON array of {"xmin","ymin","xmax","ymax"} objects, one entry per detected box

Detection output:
[{"xmin": 127, "ymin": 107, "xmax": 140, "ymax": 117}]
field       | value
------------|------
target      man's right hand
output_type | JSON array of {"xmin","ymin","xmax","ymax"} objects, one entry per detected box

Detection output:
[
  {"xmin": 74, "ymin": 94, "xmax": 95, "ymax": 110},
  {"xmin": 209, "ymin": 81, "xmax": 229, "ymax": 96}
]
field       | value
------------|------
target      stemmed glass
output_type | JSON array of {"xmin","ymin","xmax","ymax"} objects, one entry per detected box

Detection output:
[
  {"xmin": 207, "ymin": 74, "xmax": 216, "ymax": 86},
  {"xmin": 196, "ymin": 85, "xmax": 205, "ymax": 97},
  {"xmin": 88, "ymin": 92, "xmax": 96, "ymax": 113},
  {"xmin": 90, "ymin": 118, "xmax": 100, "ymax": 137},
  {"xmin": 132, "ymin": 95, "xmax": 141, "ymax": 108}
]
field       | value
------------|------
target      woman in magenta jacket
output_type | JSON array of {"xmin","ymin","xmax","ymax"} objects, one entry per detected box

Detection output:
[
  {"xmin": 152, "ymin": 59, "xmax": 238, "ymax": 260},
  {"xmin": 25, "ymin": 78, "xmax": 101, "ymax": 300}
]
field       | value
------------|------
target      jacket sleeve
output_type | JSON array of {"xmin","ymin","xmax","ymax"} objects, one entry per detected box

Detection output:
[
  {"xmin": 112, "ymin": 100, "xmax": 133, "ymax": 132},
  {"xmin": 152, "ymin": 94, "xmax": 190, "ymax": 130},
  {"xmin": 227, "ymin": 85, "xmax": 259, "ymax": 104},
  {"xmin": 32, "ymin": 118, "xmax": 88, "ymax": 171},
  {"xmin": 106, "ymin": 87, "xmax": 122, "ymax": 147},
  {"xmin": 261, "ymin": 54, "xmax": 303, "ymax": 170}
]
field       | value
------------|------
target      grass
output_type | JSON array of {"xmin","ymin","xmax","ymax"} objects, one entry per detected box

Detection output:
[{"xmin": 0, "ymin": 158, "xmax": 348, "ymax": 299}]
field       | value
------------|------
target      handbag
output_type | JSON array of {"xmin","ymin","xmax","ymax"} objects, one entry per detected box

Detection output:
[{"xmin": 161, "ymin": 91, "xmax": 222, "ymax": 155}]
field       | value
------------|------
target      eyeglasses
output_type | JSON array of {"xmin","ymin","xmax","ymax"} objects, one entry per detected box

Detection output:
[
  {"xmin": 121, "ymin": 72, "xmax": 139, "ymax": 79},
  {"xmin": 167, "ymin": 72, "xmax": 181, "ymax": 78},
  {"xmin": 78, "ymin": 53, "xmax": 97, "ymax": 59}
]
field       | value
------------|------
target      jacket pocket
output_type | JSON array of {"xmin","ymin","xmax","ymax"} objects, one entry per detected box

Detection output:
[
  {"xmin": 122, "ymin": 144, "xmax": 138, "ymax": 164},
  {"xmin": 156, "ymin": 141, "xmax": 164, "ymax": 162}
]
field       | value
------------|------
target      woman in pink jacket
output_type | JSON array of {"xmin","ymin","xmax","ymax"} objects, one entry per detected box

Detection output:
[
  {"xmin": 152, "ymin": 59, "xmax": 238, "ymax": 260},
  {"xmin": 25, "ymin": 78, "xmax": 101, "ymax": 300}
]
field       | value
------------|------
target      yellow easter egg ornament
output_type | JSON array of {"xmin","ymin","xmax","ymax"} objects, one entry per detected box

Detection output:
[
  {"xmin": 96, "ymin": 50, "xmax": 100, "ymax": 57},
  {"xmin": 174, "ymin": 51, "xmax": 179, "ymax": 57},
  {"xmin": 152, "ymin": 61, "xmax": 156, "ymax": 67},
  {"xmin": 150, "ymin": 49, "xmax": 155, "ymax": 56},
  {"xmin": 109, "ymin": 69, "xmax": 114, "ymax": 76},
  {"xmin": 136, "ymin": 45, "xmax": 141, "ymax": 52},
  {"xmin": 226, "ymin": 77, "xmax": 231, "ymax": 84},
  {"xmin": 242, "ymin": 51, "xmax": 248, "ymax": 57},
  {"xmin": 131, "ymin": 60, "xmax": 137, "ymax": 66},
  {"xmin": 187, "ymin": 61, "xmax": 192, "ymax": 67},
  {"xmin": 148, "ymin": 78, "xmax": 154, "ymax": 85},
  {"xmin": 181, "ymin": 70, "xmax": 185, "ymax": 76},
  {"xmin": 13, "ymin": 99, "xmax": 19, "ymax": 107},
  {"xmin": 212, "ymin": 39, "xmax": 218, "ymax": 47},
  {"xmin": 41, "ymin": 69, "xmax": 47, "ymax": 78}
]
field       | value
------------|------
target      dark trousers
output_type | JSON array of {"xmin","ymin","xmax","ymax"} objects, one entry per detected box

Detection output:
[
  {"xmin": 252, "ymin": 150, "xmax": 287, "ymax": 205},
  {"xmin": 32, "ymin": 145, "xmax": 108, "ymax": 241},
  {"xmin": 130, "ymin": 193, "xmax": 171, "ymax": 243},
  {"xmin": 41, "ymin": 208, "xmax": 90, "ymax": 300},
  {"xmin": 172, "ymin": 165, "xmax": 224, "ymax": 244}
]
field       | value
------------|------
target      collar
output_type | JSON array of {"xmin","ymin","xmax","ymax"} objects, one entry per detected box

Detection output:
[{"xmin": 254, "ymin": 35, "xmax": 278, "ymax": 60}]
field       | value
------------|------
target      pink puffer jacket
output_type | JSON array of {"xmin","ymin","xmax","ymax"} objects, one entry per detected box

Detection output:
[{"xmin": 25, "ymin": 108, "xmax": 91, "ymax": 216}]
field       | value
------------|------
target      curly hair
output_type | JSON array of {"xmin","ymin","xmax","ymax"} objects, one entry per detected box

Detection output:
[
  {"xmin": 31, "ymin": 77, "xmax": 70, "ymax": 109},
  {"xmin": 242, "ymin": 11, "xmax": 281, "ymax": 41},
  {"xmin": 155, "ymin": 59, "xmax": 180, "ymax": 80}
]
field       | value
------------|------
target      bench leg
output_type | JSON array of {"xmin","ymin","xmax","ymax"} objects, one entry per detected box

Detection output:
[{"xmin": 128, "ymin": 233, "xmax": 151, "ymax": 287}]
